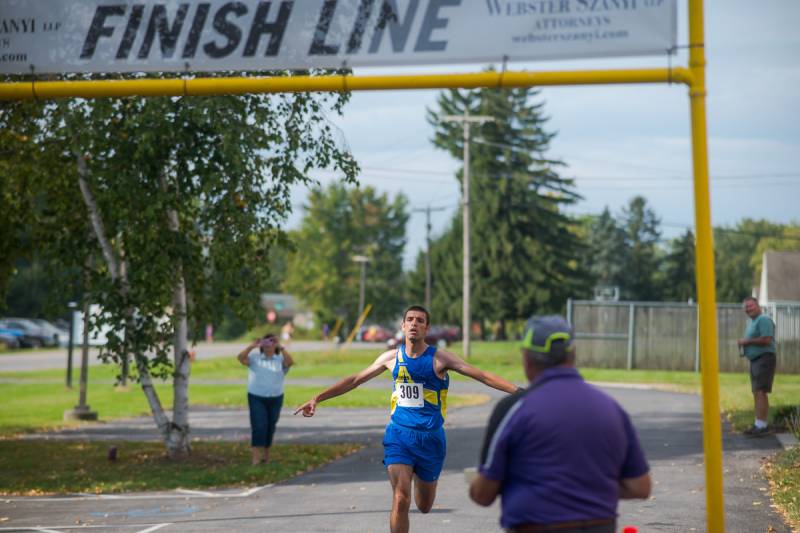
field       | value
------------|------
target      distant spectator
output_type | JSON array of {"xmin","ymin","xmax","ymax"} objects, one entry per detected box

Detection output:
[
  {"xmin": 237, "ymin": 334, "xmax": 293, "ymax": 465},
  {"xmin": 322, "ymin": 323, "xmax": 330, "ymax": 341},
  {"xmin": 281, "ymin": 321, "xmax": 294, "ymax": 344},
  {"xmin": 737, "ymin": 296, "xmax": 777, "ymax": 436}
]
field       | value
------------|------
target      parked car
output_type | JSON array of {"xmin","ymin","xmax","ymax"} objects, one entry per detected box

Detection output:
[
  {"xmin": 30, "ymin": 319, "xmax": 70, "ymax": 347},
  {"xmin": 362, "ymin": 325, "xmax": 394, "ymax": 343},
  {"xmin": 0, "ymin": 318, "xmax": 58, "ymax": 348},
  {"xmin": 386, "ymin": 325, "xmax": 461, "ymax": 349},
  {"xmin": 0, "ymin": 326, "xmax": 23, "ymax": 349}
]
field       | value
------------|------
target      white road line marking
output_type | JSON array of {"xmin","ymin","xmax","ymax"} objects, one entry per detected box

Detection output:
[
  {"xmin": 0, "ymin": 524, "xmax": 169, "ymax": 531},
  {"xmin": 174, "ymin": 489, "xmax": 215, "ymax": 496},
  {"xmin": 135, "ymin": 523, "xmax": 171, "ymax": 533},
  {"xmin": 4, "ymin": 483, "xmax": 275, "ymax": 502},
  {"xmin": 241, "ymin": 484, "xmax": 273, "ymax": 497}
]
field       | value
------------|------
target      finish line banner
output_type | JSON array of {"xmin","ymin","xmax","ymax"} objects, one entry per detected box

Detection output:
[{"xmin": 0, "ymin": 0, "xmax": 677, "ymax": 75}]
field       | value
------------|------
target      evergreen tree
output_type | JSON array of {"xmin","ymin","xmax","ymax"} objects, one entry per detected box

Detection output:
[
  {"xmin": 407, "ymin": 215, "xmax": 464, "ymax": 325},
  {"xmin": 620, "ymin": 196, "xmax": 662, "ymax": 300},
  {"xmin": 661, "ymin": 229, "xmax": 696, "ymax": 301},
  {"xmin": 419, "ymin": 86, "xmax": 588, "ymax": 327},
  {"xmin": 583, "ymin": 207, "xmax": 627, "ymax": 294}
]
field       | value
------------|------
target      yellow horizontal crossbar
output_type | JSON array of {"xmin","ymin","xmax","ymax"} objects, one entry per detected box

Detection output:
[{"xmin": 0, "ymin": 67, "xmax": 693, "ymax": 101}]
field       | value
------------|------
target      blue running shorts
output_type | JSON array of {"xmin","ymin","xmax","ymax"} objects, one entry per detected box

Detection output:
[{"xmin": 382, "ymin": 423, "xmax": 446, "ymax": 482}]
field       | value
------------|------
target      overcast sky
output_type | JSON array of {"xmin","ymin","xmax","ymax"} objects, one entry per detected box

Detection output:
[{"xmin": 288, "ymin": 0, "xmax": 800, "ymax": 270}]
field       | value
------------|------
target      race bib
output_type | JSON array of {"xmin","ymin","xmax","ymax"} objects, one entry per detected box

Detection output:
[{"xmin": 396, "ymin": 383, "xmax": 424, "ymax": 408}]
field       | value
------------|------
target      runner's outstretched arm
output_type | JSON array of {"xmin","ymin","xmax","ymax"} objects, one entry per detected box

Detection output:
[
  {"xmin": 294, "ymin": 350, "xmax": 394, "ymax": 417},
  {"xmin": 436, "ymin": 350, "xmax": 520, "ymax": 394}
]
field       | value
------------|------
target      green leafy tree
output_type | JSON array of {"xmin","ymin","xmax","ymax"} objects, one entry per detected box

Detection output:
[
  {"xmin": 284, "ymin": 183, "xmax": 408, "ymax": 326},
  {"xmin": 660, "ymin": 229, "xmax": 696, "ymax": 302},
  {"xmin": 714, "ymin": 219, "xmax": 783, "ymax": 301},
  {"xmin": 750, "ymin": 223, "xmax": 800, "ymax": 279},
  {"xmin": 620, "ymin": 196, "xmax": 662, "ymax": 300},
  {"xmin": 2, "ymin": 76, "xmax": 357, "ymax": 457},
  {"xmin": 418, "ymin": 86, "xmax": 588, "ymax": 333}
]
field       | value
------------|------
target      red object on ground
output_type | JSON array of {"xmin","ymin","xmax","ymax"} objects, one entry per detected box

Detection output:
[{"xmin": 622, "ymin": 527, "xmax": 638, "ymax": 533}]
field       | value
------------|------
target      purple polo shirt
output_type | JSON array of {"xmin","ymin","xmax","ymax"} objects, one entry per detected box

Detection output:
[{"xmin": 479, "ymin": 367, "xmax": 649, "ymax": 528}]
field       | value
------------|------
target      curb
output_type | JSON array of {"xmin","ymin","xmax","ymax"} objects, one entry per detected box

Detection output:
[{"xmin": 775, "ymin": 431, "xmax": 799, "ymax": 450}]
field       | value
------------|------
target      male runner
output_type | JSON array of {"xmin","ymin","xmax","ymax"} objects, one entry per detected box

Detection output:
[{"xmin": 295, "ymin": 305, "xmax": 519, "ymax": 533}]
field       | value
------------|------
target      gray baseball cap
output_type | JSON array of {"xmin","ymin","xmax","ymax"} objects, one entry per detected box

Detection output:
[{"xmin": 521, "ymin": 315, "xmax": 574, "ymax": 365}]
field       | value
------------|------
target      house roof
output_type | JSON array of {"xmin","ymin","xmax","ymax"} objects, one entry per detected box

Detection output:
[{"xmin": 762, "ymin": 251, "xmax": 800, "ymax": 303}]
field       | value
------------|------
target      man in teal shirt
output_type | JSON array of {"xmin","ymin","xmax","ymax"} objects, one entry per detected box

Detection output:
[{"xmin": 737, "ymin": 296, "xmax": 777, "ymax": 436}]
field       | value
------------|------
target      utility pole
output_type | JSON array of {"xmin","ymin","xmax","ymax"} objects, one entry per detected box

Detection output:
[
  {"xmin": 352, "ymin": 255, "xmax": 370, "ymax": 317},
  {"xmin": 411, "ymin": 204, "xmax": 448, "ymax": 310},
  {"xmin": 440, "ymin": 111, "xmax": 493, "ymax": 358},
  {"xmin": 66, "ymin": 301, "xmax": 77, "ymax": 388}
]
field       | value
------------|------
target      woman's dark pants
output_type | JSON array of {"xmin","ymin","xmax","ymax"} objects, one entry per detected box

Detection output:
[{"xmin": 248, "ymin": 393, "xmax": 283, "ymax": 447}]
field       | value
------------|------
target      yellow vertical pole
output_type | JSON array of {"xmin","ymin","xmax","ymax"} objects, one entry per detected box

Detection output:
[{"xmin": 688, "ymin": 1, "xmax": 725, "ymax": 531}]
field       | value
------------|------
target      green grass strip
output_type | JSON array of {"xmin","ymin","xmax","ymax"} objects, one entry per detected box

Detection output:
[
  {"xmin": 0, "ymin": 381, "xmax": 487, "ymax": 436},
  {"xmin": 0, "ymin": 440, "xmax": 362, "ymax": 495}
]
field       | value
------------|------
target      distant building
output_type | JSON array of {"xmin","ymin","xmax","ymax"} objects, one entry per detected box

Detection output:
[
  {"xmin": 593, "ymin": 285, "xmax": 620, "ymax": 302},
  {"xmin": 757, "ymin": 251, "xmax": 800, "ymax": 306},
  {"xmin": 260, "ymin": 293, "xmax": 314, "ymax": 329}
]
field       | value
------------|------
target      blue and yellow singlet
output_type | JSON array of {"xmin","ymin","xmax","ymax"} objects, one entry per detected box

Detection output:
[{"xmin": 390, "ymin": 344, "xmax": 449, "ymax": 431}]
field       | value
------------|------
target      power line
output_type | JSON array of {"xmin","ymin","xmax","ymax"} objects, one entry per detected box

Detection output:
[{"xmin": 474, "ymin": 138, "xmax": 799, "ymax": 181}]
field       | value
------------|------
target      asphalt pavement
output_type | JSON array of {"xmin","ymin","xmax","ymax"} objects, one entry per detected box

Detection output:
[{"xmin": 1, "ymin": 379, "xmax": 795, "ymax": 533}]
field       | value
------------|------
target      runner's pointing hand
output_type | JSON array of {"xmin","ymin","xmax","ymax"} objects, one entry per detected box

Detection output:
[{"xmin": 294, "ymin": 398, "xmax": 317, "ymax": 417}]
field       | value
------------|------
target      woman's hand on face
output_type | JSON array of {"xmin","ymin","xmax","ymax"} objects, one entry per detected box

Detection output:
[{"xmin": 260, "ymin": 337, "xmax": 279, "ymax": 351}]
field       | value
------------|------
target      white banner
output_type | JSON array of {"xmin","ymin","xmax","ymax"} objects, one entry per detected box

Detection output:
[{"xmin": 0, "ymin": 0, "xmax": 677, "ymax": 75}]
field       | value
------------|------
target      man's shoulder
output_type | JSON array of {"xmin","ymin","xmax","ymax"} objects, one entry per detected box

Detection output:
[
  {"xmin": 489, "ymin": 388, "xmax": 528, "ymax": 422},
  {"xmin": 755, "ymin": 314, "xmax": 774, "ymax": 326},
  {"xmin": 432, "ymin": 347, "xmax": 460, "ymax": 366},
  {"xmin": 375, "ymin": 348, "xmax": 398, "ymax": 366}
]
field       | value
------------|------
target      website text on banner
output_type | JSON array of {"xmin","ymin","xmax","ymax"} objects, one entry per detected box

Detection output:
[{"xmin": 0, "ymin": 0, "xmax": 677, "ymax": 76}]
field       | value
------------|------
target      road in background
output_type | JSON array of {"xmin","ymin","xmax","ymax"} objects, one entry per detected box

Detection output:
[{"xmin": 0, "ymin": 341, "xmax": 378, "ymax": 373}]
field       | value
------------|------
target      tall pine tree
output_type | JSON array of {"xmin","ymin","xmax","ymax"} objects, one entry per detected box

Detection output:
[
  {"xmin": 416, "ymin": 86, "xmax": 588, "ymax": 330},
  {"xmin": 620, "ymin": 196, "xmax": 662, "ymax": 300},
  {"xmin": 661, "ymin": 229, "xmax": 696, "ymax": 302},
  {"xmin": 583, "ymin": 207, "xmax": 627, "ymax": 295}
]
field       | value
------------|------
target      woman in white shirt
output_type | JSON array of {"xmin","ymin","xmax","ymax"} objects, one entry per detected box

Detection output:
[{"xmin": 237, "ymin": 333, "xmax": 294, "ymax": 465}]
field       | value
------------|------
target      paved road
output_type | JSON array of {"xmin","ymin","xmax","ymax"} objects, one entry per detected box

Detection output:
[
  {"xmin": 2, "ymin": 382, "xmax": 793, "ymax": 532},
  {"xmin": 0, "ymin": 341, "xmax": 377, "ymax": 373}
]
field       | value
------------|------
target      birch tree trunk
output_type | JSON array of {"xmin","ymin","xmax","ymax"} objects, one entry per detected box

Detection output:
[
  {"xmin": 161, "ymin": 173, "xmax": 192, "ymax": 458},
  {"xmin": 76, "ymin": 152, "xmax": 173, "ymax": 445}
]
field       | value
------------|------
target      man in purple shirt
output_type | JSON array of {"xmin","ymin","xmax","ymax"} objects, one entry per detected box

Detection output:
[{"xmin": 469, "ymin": 315, "xmax": 651, "ymax": 533}]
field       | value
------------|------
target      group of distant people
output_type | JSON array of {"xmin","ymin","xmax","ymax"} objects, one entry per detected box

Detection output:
[{"xmin": 238, "ymin": 296, "xmax": 777, "ymax": 532}]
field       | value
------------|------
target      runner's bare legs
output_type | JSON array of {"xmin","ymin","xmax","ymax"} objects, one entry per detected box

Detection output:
[
  {"xmin": 388, "ymin": 464, "xmax": 438, "ymax": 532},
  {"xmin": 388, "ymin": 465, "xmax": 412, "ymax": 533},
  {"xmin": 414, "ymin": 474, "xmax": 437, "ymax": 513}
]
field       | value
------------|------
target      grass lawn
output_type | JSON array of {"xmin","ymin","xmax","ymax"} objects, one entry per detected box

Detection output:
[
  {"xmin": 764, "ymin": 446, "xmax": 800, "ymax": 531},
  {"xmin": 3, "ymin": 344, "xmax": 799, "ymax": 433},
  {"xmin": 1, "ymin": 342, "xmax": 797, "ymax": 506},
  {"xmin": 0, "ymin": 440, "xmax": 362, "ymax": 495},
  {"xmin": 0, "ymin": 380, "xmax": 487, "ymax": 437}
]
